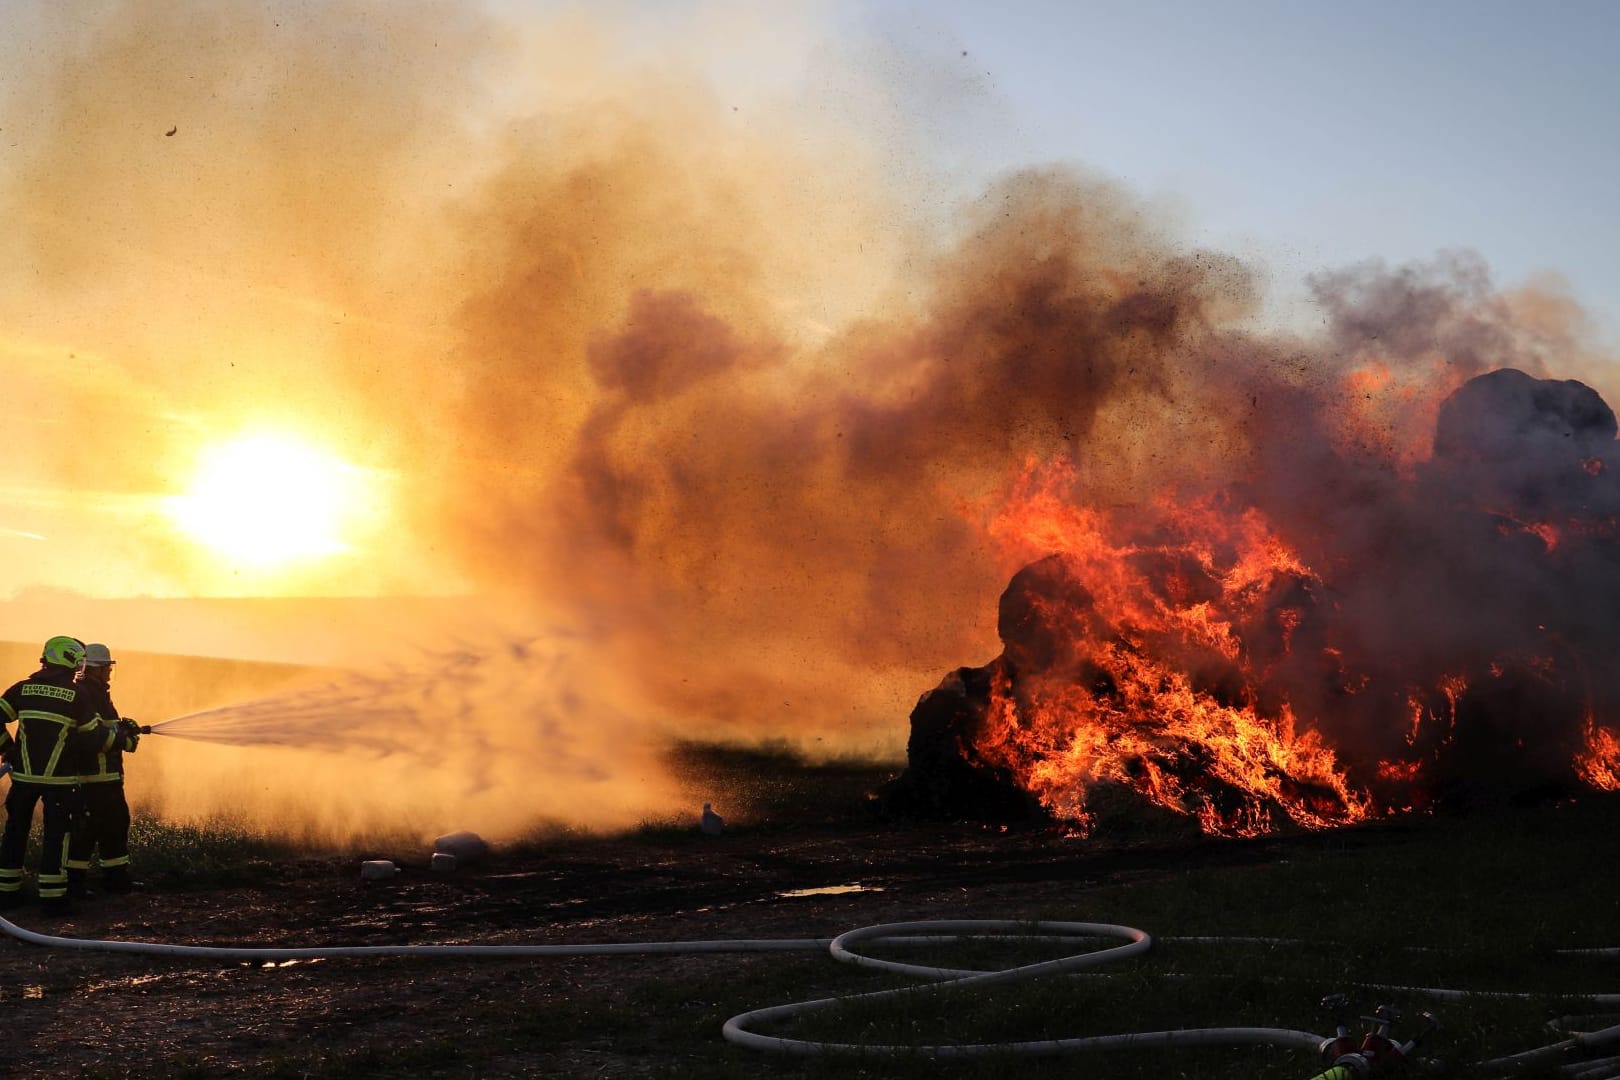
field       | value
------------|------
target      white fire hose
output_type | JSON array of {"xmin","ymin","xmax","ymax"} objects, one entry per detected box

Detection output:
[
  {"xmin": 0, "ymin": 913, "xmax": 826, "ymax": 961},
  {"xmin": 4, "ymin": 912, "xmax": 1620, "ymax": 1072},
  {"xmin": 722, "ymin": 920, "xmax": 1325, "ymax": 1057}
]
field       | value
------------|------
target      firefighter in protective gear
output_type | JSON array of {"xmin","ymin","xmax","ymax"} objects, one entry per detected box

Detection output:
[
  {"xmin": 0, "ymin": 636, "xmax": 117, "ymax": 913},
  {"xmin": 67, "ymin": 643, "xmax": 140, "ymax": 897}
]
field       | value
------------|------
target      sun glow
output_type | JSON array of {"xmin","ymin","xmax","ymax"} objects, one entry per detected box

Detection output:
[{"xmin": 167, "ymin": 433, "xmax": 379, "ymax": 568}]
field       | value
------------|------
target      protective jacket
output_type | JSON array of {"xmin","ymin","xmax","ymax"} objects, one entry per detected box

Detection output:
[
  {"xmin": 0, "ymin": 666, "xmax": 114, "ymax": 784},
  {"xmin": 75, "ymin": 681, "xmax": 138, "ymax": 783}
]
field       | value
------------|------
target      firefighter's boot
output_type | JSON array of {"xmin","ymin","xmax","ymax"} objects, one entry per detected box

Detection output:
[
  {"xmin": 103, "ymin": 866, "xmax": 133, "ymax": 894},
  {"xmin": 38, "ymin": 895, "xmax": 76, "ymax": 917},
  {"xmin": 67, "ymin": 868, "xmax": 91, "ymax": 900}
]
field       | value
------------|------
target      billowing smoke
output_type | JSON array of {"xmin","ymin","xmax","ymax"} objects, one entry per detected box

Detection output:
[
  {"xmin": 452, "ymin": 165, "xmax": 1283, "ymax": 737},
  {"xmin": 885, "ymin": 358, "xmax": 1620, "ymax": 829},
  {"xmin": 2, "ymin": 3, "xmax": 1612, "ymax": 840}
]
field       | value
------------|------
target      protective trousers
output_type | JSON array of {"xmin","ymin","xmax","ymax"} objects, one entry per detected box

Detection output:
[
  {"xmin": 0, "ymin": 781, "xmax": 78, "ymax": 901},
  {"xmin": 67, "ymin": 780, "xmax": 131, "ymax": 874}
]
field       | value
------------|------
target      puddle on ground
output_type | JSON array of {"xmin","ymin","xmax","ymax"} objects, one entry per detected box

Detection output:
[{"xmin": 775, "ymin": 883, "xmax": 884, "ymax": 899}]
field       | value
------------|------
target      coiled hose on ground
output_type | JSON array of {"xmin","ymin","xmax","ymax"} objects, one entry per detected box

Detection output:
[{"xmin": 4, "ymin": 913, "xmax": 1620, "ymax": 1075}]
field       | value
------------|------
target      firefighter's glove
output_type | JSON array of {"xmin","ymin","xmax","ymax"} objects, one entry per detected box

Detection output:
[{"xmin": 119, "ymin": 719, "xmax": 141, "ymax": 750}]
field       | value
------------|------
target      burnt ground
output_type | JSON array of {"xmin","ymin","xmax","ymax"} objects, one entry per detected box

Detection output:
[
  {"xmin": 0, "ymin": 814, "xmax": 1407, "ymax": 1080},
  {"xmin": 6, "ymin": 743, "xmax": 1610, "ymax": 1080}
]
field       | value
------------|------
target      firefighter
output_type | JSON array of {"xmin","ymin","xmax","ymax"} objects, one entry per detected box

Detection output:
[
  {"xmin": 0, "ymin": 636, "xmax": 117, "ymax": 914},
  {"xmin": 66, "ymin": 643, "xmax": 141, "ymax": 897}
]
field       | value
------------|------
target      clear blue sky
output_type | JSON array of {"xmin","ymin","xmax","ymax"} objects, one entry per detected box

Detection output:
[{"xmin": 842, "ymin": 0, "xmax": 1620, "ymax": 343}]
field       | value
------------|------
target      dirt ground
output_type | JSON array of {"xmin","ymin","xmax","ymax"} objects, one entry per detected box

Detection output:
[{"xmin": 0, "ymin": 814, "xmax": 1314, "ymax": 1079}]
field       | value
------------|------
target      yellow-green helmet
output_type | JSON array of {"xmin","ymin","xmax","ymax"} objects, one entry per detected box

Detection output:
[{"xmin": 41, "ymin": 635, "xmax": 86, "ymax": 669}]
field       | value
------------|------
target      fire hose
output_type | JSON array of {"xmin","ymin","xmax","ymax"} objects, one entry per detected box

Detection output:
[
  {"xmin": 722, "ymin": 920, "xmax": 1328, "ymax": 1058},
  {"xmin": 0, "ymin": 914, "xmax": 1326, "ymax": 1058},
  {"xmin": 7, "ymin": 914, "xmax": 1620, "ymax": 1073}
]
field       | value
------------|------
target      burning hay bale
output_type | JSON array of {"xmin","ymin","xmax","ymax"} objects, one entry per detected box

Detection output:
[
  {"xmin": 878, "ymin": 664, "xmax": 1050, "ymax": 826},
  {"xmin": 883, "ymin": 368, "xmax": 1620, "ymax": 835}
]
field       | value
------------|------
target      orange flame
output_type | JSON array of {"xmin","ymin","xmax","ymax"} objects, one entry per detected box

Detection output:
[
  {"xmin": 1577, "ymin": 724, "xmax": 1620, "ymax": 791},
  {"xmin": 971, "ymin": 460, "xmax": 1377, "ymax": 836},
  {"xmin": 955, "ymin": 445, "xmax": 1620, "ymax": 837}
]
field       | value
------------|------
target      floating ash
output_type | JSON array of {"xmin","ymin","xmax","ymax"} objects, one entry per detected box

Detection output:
[{"xmin": 882, "ymin": 369, "xmax": 1620, "ymax": 835}]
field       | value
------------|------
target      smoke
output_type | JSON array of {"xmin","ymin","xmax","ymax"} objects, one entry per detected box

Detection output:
[
  {"xmin": 2, "ymin": 2, "xmax": 1613, "ymax": 840},
  {"xmin": 449, "ymin": 165, "xmax": 1275, "ymax": 741}
]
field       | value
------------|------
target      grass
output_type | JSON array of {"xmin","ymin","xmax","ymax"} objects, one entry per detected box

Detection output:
[
  {"xmin": 730, "ymin": 795, "xmax": 1620, "ymax": 1080},
  {"xmin": 8, "ymin": 811, "xmax": 390, "ymax": 893},
  {"xmin": 362, "ymin": 789, "xmax": 1620, "ymax": 1075},
  {"xmin": 514, "ymin": 736, "xmax": 900, "ymax": 845},
  {"xmin": 663, "ymin": 736, "xmax": 900, "ymax": 829},
  {"xmin": 19, "ymin": 743, "xmax": 1620, "ymax": 1078},
  {"xmin": 126, "ymin": 814, "xmax": 292, "ymax": 888},
  {"xmin": 528, "ymin": 749, "xmax": 1620, "ymax": 1080}
]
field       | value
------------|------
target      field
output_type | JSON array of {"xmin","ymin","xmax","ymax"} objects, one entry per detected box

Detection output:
[{"xmin": 4, "ymin": 741, "xmax": 1620, "ymax": 1079}]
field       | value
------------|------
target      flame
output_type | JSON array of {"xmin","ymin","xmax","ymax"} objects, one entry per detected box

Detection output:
[
  {"xmin": 967, "ymin": 459, "xmax": 1380, "ymax": 837},
  {"xmin": 1577, "ymin": 723, "xmax": 1620, "ymax": 791},
  {"xmin": 946, "ymin": 436, "xmax": 1620, "ymax": 837},
  {"xmin": 1491, "ymin": 511, "xmax": 1561, "ymax": 553}
]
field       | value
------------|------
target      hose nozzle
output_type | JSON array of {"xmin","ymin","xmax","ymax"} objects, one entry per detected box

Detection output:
[{"xmin": 137, "ymin": 725, "xmax": 153, "ymax": 735}]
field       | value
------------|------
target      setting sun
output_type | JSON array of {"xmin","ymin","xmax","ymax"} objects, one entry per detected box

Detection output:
[{"xmin": 166, "ymin": 433, "xmax": 378, "ymax": 568}]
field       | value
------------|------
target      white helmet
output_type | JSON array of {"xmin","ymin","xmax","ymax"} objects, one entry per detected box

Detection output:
[{"xmin": 83, "ymin": 642, "xmax": 116, "ymax": 667}]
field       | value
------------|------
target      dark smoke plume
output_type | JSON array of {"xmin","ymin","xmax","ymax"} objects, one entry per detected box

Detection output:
[
  {"xmin": 4, "ymin": 2, "xmax": 1615, "ymax": 837},
  {"xmin": 885, "ymin": 365, "xmax": 1620, "ymax": 825}
]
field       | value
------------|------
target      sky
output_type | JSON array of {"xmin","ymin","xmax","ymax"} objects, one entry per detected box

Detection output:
[
  {"xmin": 3, "ymin": 0, "xmax": 1615, "ymax": 604},
  {"xmin": 2, "ymin": 0, "xmax": 1618, "ymax": 834},
  {"xmin": 0, "ymin": 0, "xmax": 1612, "ymax": 635},
  {"xmin": 855, "ymin": 0, "xmax": 1620, "ymax": 339}
]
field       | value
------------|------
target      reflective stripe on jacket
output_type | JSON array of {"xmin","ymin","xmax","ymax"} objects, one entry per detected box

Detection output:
[
  {"xmin": 78, "ymin": 682, "xmax": 136, "ymax": 783},
  {"xmin": 0, "ymin": 668, "xmax": 111, "ymax": 784}
]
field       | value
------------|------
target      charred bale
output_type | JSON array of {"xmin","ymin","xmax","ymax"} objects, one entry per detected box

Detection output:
[{"xmin": 878, "ymin": 663, "xmax": 1049, "ymax": 823}]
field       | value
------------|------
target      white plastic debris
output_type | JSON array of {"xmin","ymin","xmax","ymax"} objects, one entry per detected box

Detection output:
[
  {"xmin": 359, "ymin": 860, "xmax": 398, "ymax": 881},
  {"xmin": 432, "ymin": 830, "xmax": 488, "ymax": 864},
  {"xmin": 700, "ymin": 802, "xmax": 724, "ymax": 836},
  {"xmin": 430, "ymin": 852, "xmax": 458, "ymax": 873}
]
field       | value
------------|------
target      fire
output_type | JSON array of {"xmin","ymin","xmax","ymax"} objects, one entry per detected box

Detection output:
[
  {"xmin": 1577, "ymin": 724, "xmax": 1620, "ymax": 792},
  {"xmin": 1492, "ymin": 512, "xmax": 1560, "ymax": 552},
  {"xmin": 972, "ymin": 472, "xmax": 1372, "ymax": 836},
  {"xmin": 887, "ymin": 369, "xmax": 1620, "ymax": 837}
]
